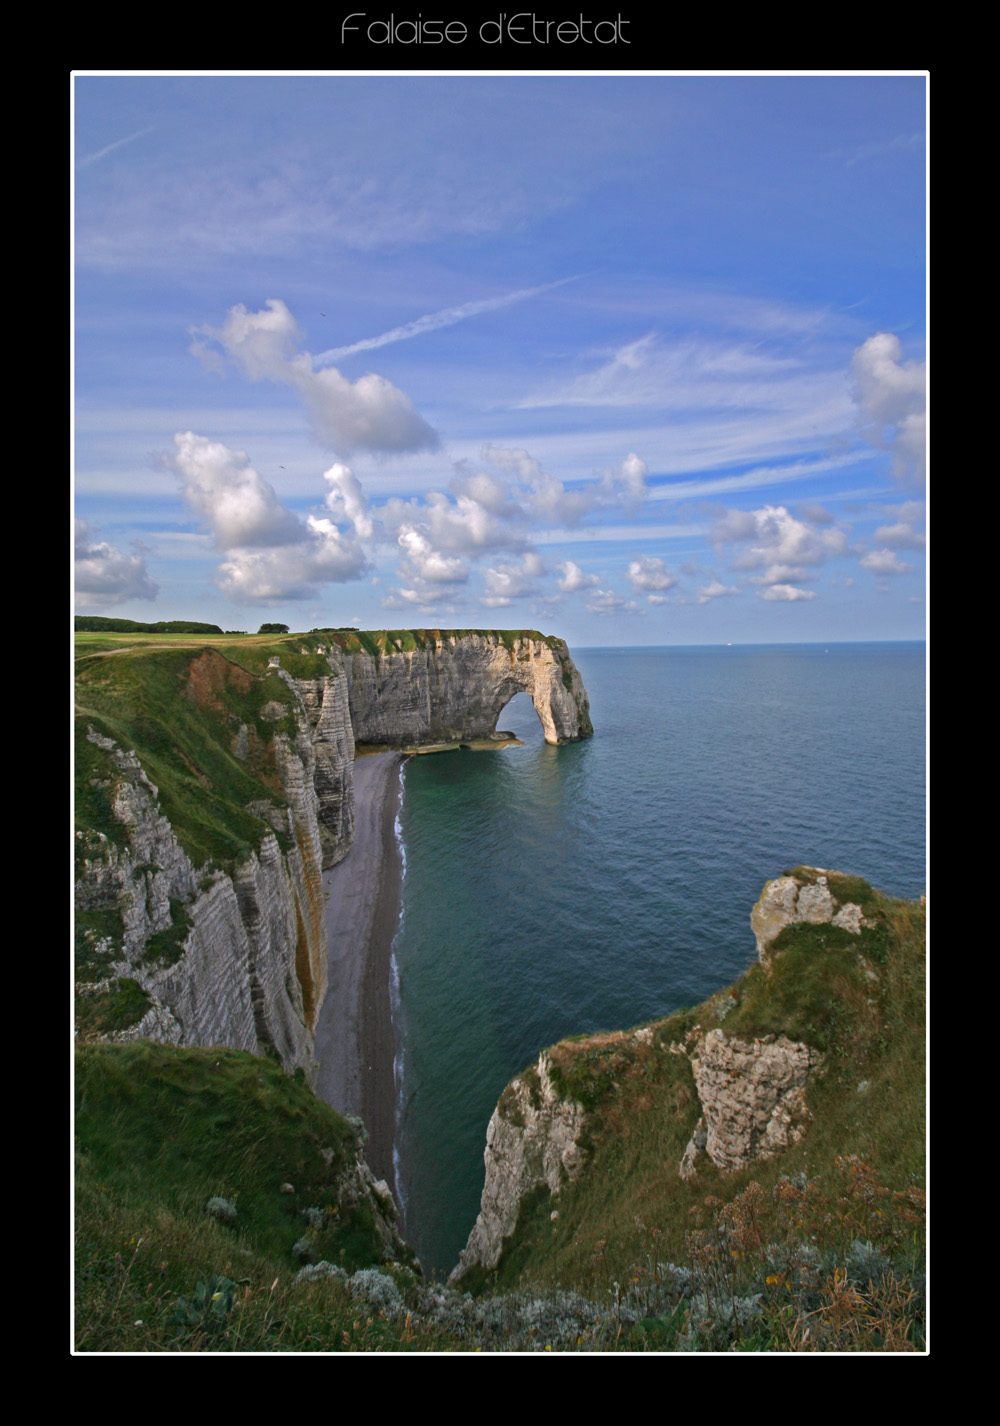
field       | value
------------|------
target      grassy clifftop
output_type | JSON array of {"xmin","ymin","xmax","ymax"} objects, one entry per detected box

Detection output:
[
  {"xmin": 469, "ymin": 878, "xmax": 925, "ymax": 1329},
  {"xmin": 74, "ymin": 873, "xmax": 925, "ymax": 1352},
  {"xmin": 75, "ymin": 1043, "xmax": 428, "ymax": 1352}
]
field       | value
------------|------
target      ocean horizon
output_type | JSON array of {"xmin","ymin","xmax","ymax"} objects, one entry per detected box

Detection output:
[{"xmin": 389, "ymin": 640, "xmax": 926, "ymax": 1279}]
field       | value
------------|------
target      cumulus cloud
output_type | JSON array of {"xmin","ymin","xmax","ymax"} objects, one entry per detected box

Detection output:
[
  {"xmin": 850, "ymin": 332, "xmax": 926, "ymax": 486},
  {"xmin": 757, "ymin": 584, "xmax": 816, "ymax": 601},
  {"xmin": 165, "ymin": 432, "xmax": 368, "ymax": 603},
  {"xmin": 479, "ymin": 444, "xmax": 647, "ymax": 528},
  {"xmin": 712, "ymin": 504, "xmax": 847, "ymax": 582},
  {"xmin": 397, "ymin": 527, "xmax": 469, "ymax": 585},
  {"xmin": 215, "ymin": 520, "xmax": 368, "ymax": 604},
  {"xmin": 873, "ymin": 500, "xmax": 926, "ymax": 550},
  {"xmin": 190, "ymin": 299, "xmax": 439, "ymax": 455},
  {"xmin": 556, "ymin": 560, "xmax": 600, "ymax": 594},
  {"xmin": 601, "ymin": 452, "xmax": 648, "ymax": 507},
  {"xmin": 585, "ymin": 587, "xmax": 641, "ymax": 616},
  {"xmin": 697, "ymin": 580, "xmax": 740, "ymax": 604},
  {"xmin": 323, "ymin": 462, "xmax": 374, "ymax": 539},
  {"xmin": 168, "ymin": 432, "xmax": 304, "ymax": 549},
  {"xmin": 481, "ymin": 444, "xmax": 594, "ymax": 527},
  {"xmin": 379, "ymin": 443, "xmax": 648, "ymax": 607},
  {"xmin": 481, "ymin": 552, "xmax": 545, "ymax": 607},
  {"xmin": 75, "ymin": 519, "xmax": 159, "ymax": 607},
  {"xmin": 627, "ymin": 554, "xmax": 677, "ymax": 594},
  {"xmin": 859, "ymin": 548, "xmax": 914, "ymax": 575}
]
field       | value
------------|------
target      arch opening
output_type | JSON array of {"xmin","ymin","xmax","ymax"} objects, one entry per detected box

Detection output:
[{"xmin": 494, "ymin": 690, "xmax": 545, "ymax": 743}]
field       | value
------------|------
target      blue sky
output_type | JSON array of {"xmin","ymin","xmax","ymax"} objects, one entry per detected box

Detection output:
[{"xmin": 74, "ymin": 73, "xmax": 926, "ymax": 646}]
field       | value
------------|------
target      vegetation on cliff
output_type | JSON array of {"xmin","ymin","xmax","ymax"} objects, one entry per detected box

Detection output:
[
  {"xmin": 73, "ymin": 873, "xmax": 925, "ymax": 1352},
  {"xmin": 456, "ymin": 877, "xmax": 925, "ymax": 1350}
]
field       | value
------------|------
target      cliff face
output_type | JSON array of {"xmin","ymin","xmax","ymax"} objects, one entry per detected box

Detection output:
[
  {"xmin": 75, "ymin": 726, "xmax": 320, "ymax": 1079},
  {"xmin": 340, "ymin": 632, "xmax": 592, "ymax": 748},
  {"xmin": 74, "ymin": 630, "xmax": 592, "ymax": 1080},
  {"xmin": 452, "ymin": 868, "xmax": 872, "ymax": 1280},
  {"xmin": 450, "ymin": 1052, "xmax": 587, "ymax": 1282}
]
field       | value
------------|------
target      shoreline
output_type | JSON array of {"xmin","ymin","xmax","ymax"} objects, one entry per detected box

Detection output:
[{"xmin": 314, "ymin": 751, "xmax": 405, "ymax": 1201}]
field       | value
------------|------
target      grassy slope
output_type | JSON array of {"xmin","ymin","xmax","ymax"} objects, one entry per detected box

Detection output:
[
  {"xmin": 74, "ymin": 1043, "xmax": 438, "ymax": 1353},
  {"xmin": 74, "ymin": 878, "xmax": 925, "ymax": 1352},
  {"xmin": 467, "ymin": 878, "xmax": 925, "ymax": 1348},
  {"xmin": 73, "ymin": 633, "xmax": 924, "ymax": 1351}
]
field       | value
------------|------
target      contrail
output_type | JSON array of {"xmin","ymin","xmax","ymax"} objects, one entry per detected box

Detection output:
[
  {"xmin": 314, "ymin": 277, "xmax": 580, "ymax": 365},
  {"xmin": 78, "ymin": 126, "xmax": 156, "ymax": 169}
]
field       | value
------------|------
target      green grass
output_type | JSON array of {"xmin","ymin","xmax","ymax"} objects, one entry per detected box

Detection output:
[
  {"xmin": 75, "ymin": 644, "xmax": 301, "ymax": 870},
  {"xmin": 74, "ymin": 884, "xmax": 925, "ymax": 1351},
  {"xmin": 75, "ymin": 979, "xmax": 153, "ymax": 1038},
  {"xmin": 74, "ymin": 1043, "xmax": 437, "ymax": 1351},
  {"xmin": 468, "ymin": 886, "xmax": 925, "ymax": 1312}
]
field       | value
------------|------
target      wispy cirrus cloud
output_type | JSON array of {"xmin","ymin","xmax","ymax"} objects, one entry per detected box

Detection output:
[
  {"xmin": 315, "ymin": 278, "xmax": 578, "ymax": 364},
  {"xmin": 77, "ymin": 125, "xmax": 155, "ymax": 169}
]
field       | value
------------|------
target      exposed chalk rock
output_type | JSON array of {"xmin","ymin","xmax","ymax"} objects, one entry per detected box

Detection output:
[
  {"xmin": 450, "ymin": 1052, "xmax": 586, "ymax": 1280},
  {"xmin": 682, "ymin": 1029, "xmax": 816, "ymax": 1175},
  {"xmin": 751, "ymin": 868, "xmax": 869, "ymax": 961},
  {"xmin": 75, "ymin": 632, "xmax": 592, "ymax": 1091},
  {"xmin": 341, "ymin": 633, "xmax": 592, "ymax": 748}
]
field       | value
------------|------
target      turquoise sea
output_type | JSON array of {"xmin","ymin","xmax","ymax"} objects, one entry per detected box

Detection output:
[{"xmin": 389, "ymin": 642, "xmax": 926, "ymax": 1279}]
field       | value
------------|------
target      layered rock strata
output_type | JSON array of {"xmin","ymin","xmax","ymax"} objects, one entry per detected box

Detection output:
[
  {"xmin": 342, "ymin": 632, "xmax": 592, "ymax": 748},
  {"xmin": 76, "ymin": 729, "xmax": 319, "ymax": 1078},
  {"xmin": 454, "ymin": 869, "xmax": 864, "ymax": 1274},
  {"xmin": 75, "ymin": 631, "xmax": 592, "ymax": 1082},
  {"xmin": 679, "ymin": 1031, "xmax": 816, "ymax": 1180}
]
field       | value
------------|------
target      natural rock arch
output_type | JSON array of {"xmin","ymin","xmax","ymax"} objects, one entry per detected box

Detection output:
[{"xmin": 344, "ymin": 632, "xmax": 592, "ymax": 748}]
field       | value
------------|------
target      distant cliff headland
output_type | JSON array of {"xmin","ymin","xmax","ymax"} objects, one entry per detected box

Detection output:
[
  {"xmin": 74, "ymin": 627, "xmax": 924, "ymax": 1352},
  {"xmin": 74, "ymin": 627, "xmax": 591, "ymax": 1069}
]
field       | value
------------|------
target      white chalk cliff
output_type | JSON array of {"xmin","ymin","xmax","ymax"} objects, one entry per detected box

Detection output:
[
  {"xmin": 74, "ymin": 631, "xmax": 592, "ymax": 1078},
  {"xmin": 453, "ymin": 869, "xmax": 864, "ymax": 1277}
]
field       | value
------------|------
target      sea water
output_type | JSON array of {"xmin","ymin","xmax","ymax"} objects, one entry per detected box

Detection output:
[{"xmin": 390, "ymin": 642, "xmax": 926, "ymax": 1279}]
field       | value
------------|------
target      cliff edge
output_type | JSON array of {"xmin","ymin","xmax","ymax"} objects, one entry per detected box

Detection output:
[
  {"xmin": 74, "ymin": 629, "xmax": 592, "ymax": 1075},
  {"xmin": 451, "ymin": 866, "xmax": 925, "ymax": 1286}
]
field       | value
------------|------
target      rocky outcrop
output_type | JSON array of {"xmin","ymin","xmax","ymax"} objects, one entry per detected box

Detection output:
[
  {"xmin": 341, "ymin": 632, "xmax": 592, "ymax": 748},
  {"xmin": 75, "ymin": 630, "xmax": 592, "ymax": 1083},
  {"xmin": 751, "ymin": 869, "xmax": 868, "ymax": 961},
  {"xmin": 679, "ymin": 1031, "xmax": 816, "ymax": 1179},
  {"xmin": 75, "ymin": 728, "xmax": 319, "ymax": 1078},
  {"xmin": 279, "ymin": 670, "xmax": 355, "ymax": 868},
  {"xmin": 450, "ymin": 1052, "xmax": 587, "ymax": 1281}
]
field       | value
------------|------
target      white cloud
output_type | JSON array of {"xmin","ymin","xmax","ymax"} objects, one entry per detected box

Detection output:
[
  {"xmin": 74, "ymin": 519, "xmax": 159, "ymax": 607},
  {"xmin": 713, "ymin": 504, "xmax": 847, "ymax": 576},
  {"xmin": 168, "ymin": 432, "xmax": 304, "ymax": 549},
  {"xmin": 697, "ymin": 580, "xmax": 740, "ymax": 604},
  {"xmin": 757, "ymin": 584, "xmax": 816, "ymax": 601},
  {"xmin": 215, "ymin": 520, "xmax": 368, "ymax": 604},
  {"xmin": 850, "ymin": 332, "xmax": 926, "ymax": 486},
  {"xmin": 481, "ymin": 552, "xmax": 545, "ymax": 607},
  {"xmin": 323, "ymin": 462, "xmax": 374, "ymax": 539},
  {"xmin": 556, "ymin": 560, "xmax": 600, "ymax": 593},
  {"xmin": 627, "ymin": 554, "xmax": 677, "ymax": 593},
  {"xmin": 859, "ymin": 548, "xmax": 914, "ymax": 575},
  {"xmin": 873, "ymin": 500, "xmax": 926, "ymax": 549},
  {"xmin": 585, "ymin": 587, "xmax": 641, "ymax": 616},
  {"xmin": 77, "ymin": 126, "xmax": 156, "ymax": 170},
  {"xmin": 315, "ymin": 278, "xmax": 578, "ymax": 363},
  {"xmin": 165, "ymin": 432, "xmax": 368, "ymax": 603},
  {"xmin": 190, "ymin": 300, "xmax": 438, "ymax": 455},
  {"xmin": 397, "ymin": 527, "xmax": 469, "ymax": 585}
]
